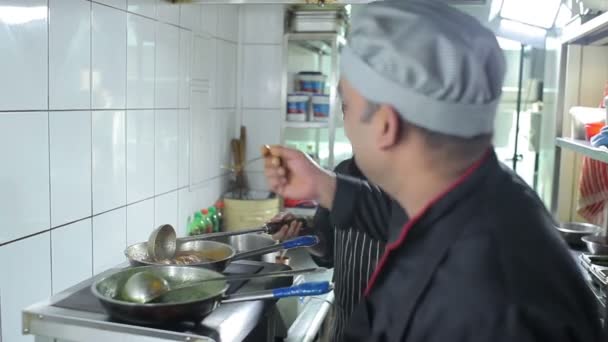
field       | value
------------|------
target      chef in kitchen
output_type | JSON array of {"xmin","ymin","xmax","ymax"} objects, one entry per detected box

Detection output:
[
  {"xmin": 262, "ymin": 0, "xmax": 603, "ymax": 341},
  {"xmin": 270, "ymin": 156, "xmax": 406, "ymax": 341}
]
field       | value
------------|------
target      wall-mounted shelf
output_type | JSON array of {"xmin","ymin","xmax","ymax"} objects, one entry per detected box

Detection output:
[
  {"xmin": 556, "ymin": 138, "xmax": 608, "ymax": 163},
  {"xmin": 284, "ymin": 121, "xmax": 329, "ymax": 129},
  {"xmin": 561, "ymin": 11, "xmax": 608, "ymax": 46}
]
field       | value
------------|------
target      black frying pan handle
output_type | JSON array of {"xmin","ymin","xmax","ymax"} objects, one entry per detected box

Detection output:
[{"xmin": 265, "ymin": 218, "xmax": 308, "ymax": 235}]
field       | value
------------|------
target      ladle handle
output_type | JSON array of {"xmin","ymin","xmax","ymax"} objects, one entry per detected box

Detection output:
[
  {"xmin": 171, "ymin": 267, "xmax": 326, "ymax": 291},
  {"xmin": 179, "ymin": 227, "xmax": 268, "ymax": 242},
  {"xmin": 178, "ymin": 218, "xmax": 307, "ymax": 242},
  {"xmin": 222, "ymin": 281, "xmax": 333, "ymax": 303},
  {"xmin": 231, "ymin": 235, "xmax": 319, "ymax": 261}
]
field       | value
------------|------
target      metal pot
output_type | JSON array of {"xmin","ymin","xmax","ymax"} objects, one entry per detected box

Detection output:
[
  {"xmin": 125, "ymin": 235, "xmax": 318, "ymax": 272},
  {"xmin": 556, "ymin": 222, "xmax": 601, "ymax": 247},
  {"xmin": 91, "ymin": 265, "xmax": 332, "ymax": 326},
  {"xmin": 206, "ymin": 233, "xmax": 279, "ymax": 263},
  {"xmin": 582, "ymin": 235, "xmax": 608, "ymax": 254}
]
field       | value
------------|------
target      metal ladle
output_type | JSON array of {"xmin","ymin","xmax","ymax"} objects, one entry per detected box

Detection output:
[
  {"xmin": 147, "ymin": 219, "xmax": 307, "ymax": 262},
  {"xmin": 121, "ymin": 267, "xmax": 325, "ymax": 304}
]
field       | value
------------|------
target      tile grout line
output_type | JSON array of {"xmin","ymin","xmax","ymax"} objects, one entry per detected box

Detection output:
[
  {"xmin": 124, "ymin": 0, "xmax": 129, "ymax": 249},
  {"xmin": 90, "ymin": 0, "xmax": 94, "ymax": 277},
  {"xmin": 0, "ymin": 186, "xmax": 191, "ymax": 248},
  {"xmin": 47, "ymin": 0, "xmax": 54, "ymax": 296},
  {"xmin": 0, "ymin": 107, "xmax": 190, "ymax": 113}
]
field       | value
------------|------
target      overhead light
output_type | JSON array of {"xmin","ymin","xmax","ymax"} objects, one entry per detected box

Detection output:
[
  {"xmin": 489, "ymin": 0, "xmax": 561, "ymax": 29},
  {"xmin": 495, "ymin": 18, "xmax": 548, "ymax": 48},
  {"xmin": 0, "ymin": 6, "xmax": 47, "ymax": 25}
]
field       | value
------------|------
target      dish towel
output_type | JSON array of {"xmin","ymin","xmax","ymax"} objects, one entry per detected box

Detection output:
[{"xmin": 578, "ymin": 127, "xmax": 608, "ymax": 226}]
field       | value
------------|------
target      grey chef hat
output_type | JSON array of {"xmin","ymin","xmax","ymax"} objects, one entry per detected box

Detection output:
[{"xmin": 340, "ymin": 0, "xmax": 506, "ymax": 138}]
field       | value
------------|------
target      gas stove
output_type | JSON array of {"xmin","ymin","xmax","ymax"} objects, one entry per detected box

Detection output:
[{"xmin": 23, "ymin": 260, "xmax": 292, "ymax": 342}]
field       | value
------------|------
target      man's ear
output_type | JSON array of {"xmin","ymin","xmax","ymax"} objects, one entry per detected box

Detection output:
[{"xmin": 375, "ymin": 105, "xmax": 401, "ymax": 149}]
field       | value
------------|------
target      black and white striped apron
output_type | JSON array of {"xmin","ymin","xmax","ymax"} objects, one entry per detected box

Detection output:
[{"xmin": 329, "ymin": 226, "xmax": 384, "ymax": 341}]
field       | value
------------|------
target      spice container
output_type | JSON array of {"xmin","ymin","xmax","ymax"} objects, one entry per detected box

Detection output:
[
  {"xmin": 312, "ymin": 94, "xmax": 330, "ymax": 122},
  {"xmin": 287, "ymin": 93, "xmax": 310, "ymax": 121}
]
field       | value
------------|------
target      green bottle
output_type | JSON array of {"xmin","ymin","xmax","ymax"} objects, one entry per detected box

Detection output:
[
  {"xmin": 208, "ymin": 206, "xmax": 219, "ymax": 232},
  {"xmin": 201, "ymin": 209, "xmax": 213, "ymax": 234},
  {"xmin": 192, "ymin": 212, "xmax": 203, "ymax": 235}
]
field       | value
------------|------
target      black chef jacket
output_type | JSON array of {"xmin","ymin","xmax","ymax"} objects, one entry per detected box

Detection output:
[
  {"xmin": 309, "ymin": 158, "xmax": 407, "ymax": 341},
  {"xmin": 330, "ymin": 150, "xmax": 602, "ymax": 342}
]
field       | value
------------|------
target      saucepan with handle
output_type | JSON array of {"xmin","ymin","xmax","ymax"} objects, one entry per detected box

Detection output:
[
  {"xmin": 125, "ymin": 235, "xmax": 319, "ymax": 272},
  {"xmin": 91, "ymin": 265, "xmax": 333, "ymax": 326}
]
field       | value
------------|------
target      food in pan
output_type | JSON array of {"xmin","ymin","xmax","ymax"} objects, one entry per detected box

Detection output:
[{"xmin": 151, "ymin": 249, "xmax": 228, "ymax": 265}]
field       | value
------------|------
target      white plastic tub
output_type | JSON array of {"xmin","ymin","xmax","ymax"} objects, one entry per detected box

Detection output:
[
  {"xmin": 296, "ymin": 72, "xmax": 326, "ymax": 94},
  {"xmin": 287, "ymin": 93, "xmax": 310, "ymax": 121},
  {"xmin": 312, "ymin": 94, "xmax": 330, "ymax": 122}
]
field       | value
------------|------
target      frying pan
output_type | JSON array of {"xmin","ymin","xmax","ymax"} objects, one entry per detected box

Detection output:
[
  {"xmin": 91, "ymin": 265, "xmax": 332, "ymax": 325},
  {"xmin": 125, "ymin": 235, "xmax": 318, "ymax": 272}
]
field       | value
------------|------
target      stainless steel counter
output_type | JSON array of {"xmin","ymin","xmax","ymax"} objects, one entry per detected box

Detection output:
[
  {"xmin": 277, "ymin": 249, "xmax": 334, "ymax": 342},
  {"xmin": 23, "ymin": 260, "xmax": 293, "ymax": 342}
]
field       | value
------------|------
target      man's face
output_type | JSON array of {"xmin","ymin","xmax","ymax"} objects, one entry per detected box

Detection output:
[{"xmin": 339, "ymin": 78, "xmax": 386, "ymax": 185}]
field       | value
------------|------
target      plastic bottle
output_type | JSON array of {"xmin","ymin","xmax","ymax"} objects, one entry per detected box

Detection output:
[
  {"xmin": 192, "ymin": 212, "xmax": 203, "ymax": 235},
  {"xmin": 201, "ymin": 209, "xmax": 213, "ymax": 234},
  {"xmin": 208, "ymin": 206, "xmax": 219, "ymax": 232},
  {"xmin": 186, "ymin": 215, "xmax": 193, "ymax": 236},
  {"xmin": 215, "ymin": 201, "xmax": 224, "ymax": 231}
]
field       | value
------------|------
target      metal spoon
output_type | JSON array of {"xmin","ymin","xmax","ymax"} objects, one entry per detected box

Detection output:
[
  {"xmin": 147, "ymin": 219, "xmax": 307, "ymax": 261},
  {"xmin": 121, "ymin": 267, "xmax": 326, "ymax": 304}
]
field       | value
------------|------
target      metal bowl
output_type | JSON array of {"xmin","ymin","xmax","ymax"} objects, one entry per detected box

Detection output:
[
  {"xmin": 205, "ymin": 233, "xmax": 279, "ymax": 263},
  {"xmin": 556, "ymin": 222, "xmax": 600, "ymax": 247},
  {"xmin": 582, "ymin": 235, "xmax": 608, "ymax": 255}
]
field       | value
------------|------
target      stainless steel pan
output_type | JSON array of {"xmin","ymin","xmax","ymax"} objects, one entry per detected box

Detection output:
[
  {"xmin": 91, "ymin": 265, "xmax": 332, "ymax": 325},
  {"xmin": 125, "ymin": 235, "xmax": 318, "ymax": 272}
]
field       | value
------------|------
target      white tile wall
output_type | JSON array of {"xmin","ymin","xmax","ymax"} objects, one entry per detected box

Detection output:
[
  {"xmin": 92, "ymin": 3, "xmax": 127, "ymax": 109},
  {"xmin": 180, "ymin": 3, "xmax": 200, "ymax": 32},
  {"xmin": 50, "ymin": 111, "xmax": 92, "ymax": 226},
  {"xmin": 215, "ymin": 41, "xmax": 237, "ymax": 109},
  {"xmin": 155, "ymin": 191, "xmax": 178, "ymax": 229},
  {"xmin": 127, "ymin": 0, "xmax": 156, "ymax": 19},
  {"xmin": 242, "ymin": 109, "xmax": 281, "ymax": 172},
  {"xmin": 0, "ymin": 233, "xmax": 52, "ymax": 342},
  {"xmin": 155, "ymin": 109, "xmax": 179, "ymax": 194},
  {"xmin": 126, "ymin": 199, "xmax": 155, "ymax": 245},
  {"xmin": 242, "ymin": 5, "xmax": 284, "ymax": 45},
  {"xmin": 200, "ymin": 4, "xmax": 218, "ymax": 37},
  {"xmin": 155, "ymin": 22, "xmax": 180, "ymax": 108},
  {"xmin": 0, "ymin": 0, "xmax": 48, "ymax": 111},
  {"xmin": 0, "ymin": 1, "xmax": 246, "ymax": 340},
  {"xmin": 49, "ymin": 0, "xmax": 91, "ymax": 110},
  {"xmin": 193, "ymin": 35, "xmax": 215, "ymax": 81},
  {"xmin": 51, "ymin": 219, "xmax": 93, "ymax": 294},
  {"xmin": 242, "ymin": 44, "xmax": 282, "ymax": 109},
  {"xmin": 126, "ymin": 110, "xmax": 155, "ymax": 203},
  {"xmin": 92, "ymin": 110, "xmax": 127, "ymax": 214},
  {"xmin": 216, "ymin": 5, "xmax": 239, "ymax": 42},
  {"xmin": 239, "ymin": 5, "xmax": 286, "ymax": 192},
  {"xmin": 92, "ymin": 207, "xmax": 126, "ymax": 274},
  {"xmin": 0, "ymin": 112, "xmax": 50, "ymax": 244},
  {"xmin": 178, "ymin": 109, "xmax": 191, "ymax": 188},
  {"xmin": 179, "ymin": 30, "xmax": 193, "ymax": 108},
  {"xmin": 157, "ymin": 0, "xmax": 180, "ymax": 26},
  {"xmin": 127, "ymin": 13, "xmax": 156, "ymax": 109},
  {"xmin": 95, "ymin": 0, "xmax": 126, "ymax": 10}
]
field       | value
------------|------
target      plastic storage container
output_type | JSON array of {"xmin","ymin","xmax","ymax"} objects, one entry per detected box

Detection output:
[
  {"xmin": 287, "ymin": 93, "xmax": 309, "ymax": 121},
  {"xmin": 296, "ymin": 72, "xmax": 326, "ymax": 94},
  {"xmin": 312, "ymin": 94, "xmax": 330, "ymax": 122}
]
